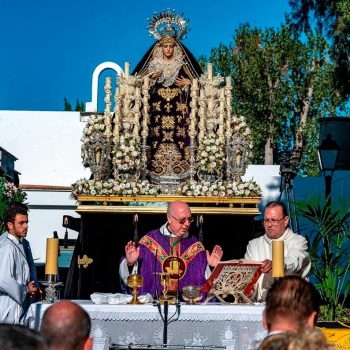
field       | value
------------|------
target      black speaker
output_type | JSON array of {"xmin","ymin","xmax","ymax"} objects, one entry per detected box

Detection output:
[{"xmin": 319, "ymin": 117, "xmax": 350, "ymax": 170}]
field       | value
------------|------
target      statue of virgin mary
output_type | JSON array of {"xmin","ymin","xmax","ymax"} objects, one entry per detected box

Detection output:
[{"xmin": 132, "ymin": 10, "xmax": 203, "ymax": 184}]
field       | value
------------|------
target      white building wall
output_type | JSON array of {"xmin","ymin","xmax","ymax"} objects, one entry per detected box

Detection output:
[{"xmin": 0, "ymin": 111, "xmax": 89, "ymax": 262}]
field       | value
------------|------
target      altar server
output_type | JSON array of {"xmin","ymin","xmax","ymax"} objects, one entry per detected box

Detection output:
[
  {"xmin": 244, "ymin": 201, "xmax": 311, "ymax": 301},
  {"xmin": 120, "ymin": 200, "xmax": 223, "ymax": 297},
  {"xmin": 0, "ymin": 203, "xmax": 37, "ymax": 323}
]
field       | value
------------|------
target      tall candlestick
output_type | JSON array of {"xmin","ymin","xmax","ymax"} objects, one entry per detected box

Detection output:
[
  {"xmin": 272, "ymin": 240, "xmax": 284, "ymax": 278},
  {"xmin": 207, "ymin": 63, "xmax": 213, "ymax": 81},
  {"xmin": 124, "ymin": 62, "xmax": 130, "ymax": 78},
  {"xmin": 45, "ymin": 238, "xmax": 59, "ymax": 276}
]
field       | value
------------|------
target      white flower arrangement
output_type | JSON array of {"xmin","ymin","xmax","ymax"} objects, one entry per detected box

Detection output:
[
  {"xmin": 232, "ymin": 116, "xmax": 252, "ymax": 139},
  {"xmin": 179, "ymin": 178, "xmax": 261, "ymax": 197},
  {"xmin": 112, "ymin": 133, "xmax": 141, "ymax": 173},
  {"xmin": 81, "ymin": 114, "xmax": 107, "ymax": 167},
  {"xmin": 196, "ymin": 133, "xmax": 225, "ymax": 175},
  {"xmin": 82, "ymin": 114, "xmax": 106, "ymax": 139},
  {"xmin": 71, "ymin": 178, "xmax": 158, "ymax": 198}
]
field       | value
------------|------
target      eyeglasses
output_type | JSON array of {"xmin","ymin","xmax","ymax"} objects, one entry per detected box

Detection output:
[
  {"xmin": 263, "ymin": 217, "xmax": 286, "ymax": 225},
  {"xmin": 169, "ymin": 214, "xmax": 194, "ymax": 225}
]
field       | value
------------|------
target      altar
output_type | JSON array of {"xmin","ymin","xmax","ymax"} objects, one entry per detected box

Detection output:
[{"xmin": 27, "ymin": 301, "xmax": 266, "ymax": 350}]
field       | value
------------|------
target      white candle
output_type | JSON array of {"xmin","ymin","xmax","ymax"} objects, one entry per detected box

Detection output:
[
  {"xmin": 144, "ymin": 75, "xmax": 149, "ymax": 89},
  {"xmin": 124, "ymin": 62, "xmax": 130, "ymax": 78},
  {"xmin": 207, "ymin": 63, "xmax": 213, "ymax": 80}
]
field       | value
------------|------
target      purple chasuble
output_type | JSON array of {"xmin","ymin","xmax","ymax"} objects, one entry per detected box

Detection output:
[{"xmin": 136, "ymin": 229, "xmax": 207, "ymax": 296}]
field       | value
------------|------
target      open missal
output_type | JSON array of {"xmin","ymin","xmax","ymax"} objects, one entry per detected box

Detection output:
[{"xmin": 201, "ymin": 259, "xmax": 263, "ymax": 304}]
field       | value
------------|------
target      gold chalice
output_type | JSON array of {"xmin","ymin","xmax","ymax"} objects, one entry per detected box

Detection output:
[
  {"xmin": 182, "ymin": 285, "xmax": 202, "ymax": 304},
  {"xmin": 127, "ymin": 274, "xmax": 144, "ymax": 304}
]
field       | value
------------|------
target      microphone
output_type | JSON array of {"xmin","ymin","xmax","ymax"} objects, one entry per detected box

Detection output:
[{"xmin": 153, "ymin": 249, "xmax": 159, "ymax": 303}]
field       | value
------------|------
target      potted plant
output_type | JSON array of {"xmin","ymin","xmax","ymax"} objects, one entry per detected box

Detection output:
[
  {"xmin": 0, "ymin": 176, "xmax": 27, "ymax": 235},
  {"xmin": 296, "ymin": 195, "xmax": 350, "ymax": 346}
]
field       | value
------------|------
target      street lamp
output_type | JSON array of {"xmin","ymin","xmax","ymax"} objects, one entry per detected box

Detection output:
[{"xmin": 318, "ymin": 134, "xmax": 340, "ymax": 199}]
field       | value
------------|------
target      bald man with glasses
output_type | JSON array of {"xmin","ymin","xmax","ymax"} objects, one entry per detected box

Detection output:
[
  {"xmin": 244, "ymin": 201, "xmax": 311, "ymax": 301},
  {"xmin": 120, "ymin": 201, "xmax": 223, "ymax": 297}
]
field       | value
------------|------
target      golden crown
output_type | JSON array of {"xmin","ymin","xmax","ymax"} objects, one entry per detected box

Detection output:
[{"xmin": 147, "ymin": 9, "xmax": 190, "ymax": 42}]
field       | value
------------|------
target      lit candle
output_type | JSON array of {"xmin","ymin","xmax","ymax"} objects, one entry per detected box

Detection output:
[
  {"xmin": 207, "ymin": 63, "xmax": 213, "ymax": 80},
  {"xmin": 124, "ymin": 62, "xmax": 130, "ymax": 78},
  {"xmin": 45, "ymin": 238, "xmax": 59, "ymax": 276},
  {"xmin": 272, "ymin": 240, "xmax": 284, "ymax": 278}
]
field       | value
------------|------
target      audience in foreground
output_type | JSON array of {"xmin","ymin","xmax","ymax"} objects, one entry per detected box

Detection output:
[
  {"xmin": 0, "ymin": 324, "xmax": 49, "ymax": 350},
  {"xmin": 40, "ymin": 301, "xmax": 93, "ymax": 350},
  {"xmin": 263, "ymin": 275, "xmax": 320, "ymax": 334},
  {"xmin": 256, "ymin": 327, "xmax": 335, "ymax": 350}
]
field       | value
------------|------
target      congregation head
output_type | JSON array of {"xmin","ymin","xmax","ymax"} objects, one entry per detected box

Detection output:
[
  {"xmin": 0, "ymin": 324, "xmax": 49, "ymax": 350},
  {"xmin": 256, "ymin": 327, "xmax": 335, "ymax": 350},
  {"xmin": 40, "ymin": 301, "xmax": 92, "ymax": 350},
  {"xmin": 264, "ymin": 276, "xmax": 320, "ymax": 332}
]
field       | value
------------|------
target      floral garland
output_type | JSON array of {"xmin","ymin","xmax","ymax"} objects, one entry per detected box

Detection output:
[
  {"xmin": 179, "ymin": 179, "xmax": 261, "ymax": 197},
  {"xmin": 0, "ymin": 177, "xmax": 27, "ymax": 234},
  {"xmin": 71, "ymin": 178, "xmax": 158, "ymax": 197},
  {"xmin": 232, "ymin": 116, "xmax": 252, "ymax": 139},
  {"xmin": 196, "ymin": 133, "xmax": 225, "ymax": 175},
  {"xmin": 81, "ymin": 114, "xmax": 107, "ymax": 166},
  {"xmin": 112, "ymin": 133, "xmax": 141, "ymax": 174},
  {"xmin": 82, "ymin": 114, "xmax": 106, "ymax": 139}
]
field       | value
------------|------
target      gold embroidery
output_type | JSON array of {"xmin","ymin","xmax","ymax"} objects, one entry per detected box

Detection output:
[
  {"xmin": 176, "ymin": 102, "xmax": 187, "ymax": 113},
  {"xmin": 162, "ymin": 116, "xmax": 175, "ymax": 129},
  {"xmin": 176, "ymin": 114, "xmax": 183, "ymax": 123},
  {"xmin": 152, "ymin": 101, "xmax": 161, "ymax": 111},
  {"xmin": 152, "ymin": 140, "xmax": 158, "ymax": 149},
  {"xmin": 152, "ymin": 143, "xmax": 189, "ymax": 176},
  {"xmin": 151, "ymin": 126, "xmax": 160, "ymax": 137},
  {"xmin": 176, "ymin": 126, "xmax": 186, "ymax": 138},
  {"xmin": 178, "ymin": 141, "xmax": 184, "ymax": 149},
  {"xmin": 154, "ymin": 115, "xmax": 161, "ymax": 123},
  {"xmin": 164, "ymin": 102, "xmax": 173, "ymax": 113},
  {"xmin": 158, "ymin": 87, "xmax": 181, "ymax": 101},
  {"xmin": 163, "ymin": 131, "xmax": 174, "ymax": 142}
]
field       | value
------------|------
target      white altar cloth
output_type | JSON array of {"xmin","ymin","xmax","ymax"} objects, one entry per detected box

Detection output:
[{"xmin": 26, "ymin": 301, "xmax": 266, "ymax": 350}]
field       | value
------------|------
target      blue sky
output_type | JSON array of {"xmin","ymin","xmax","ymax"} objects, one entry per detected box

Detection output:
[{"xmin": 0, "ymin": 0, "xmax": 291, "ymax": 111}]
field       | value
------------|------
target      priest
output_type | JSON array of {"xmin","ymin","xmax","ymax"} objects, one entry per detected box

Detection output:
[{"xmin": 120, "ymin": 201, "xmax": 223, "ymax": 297}]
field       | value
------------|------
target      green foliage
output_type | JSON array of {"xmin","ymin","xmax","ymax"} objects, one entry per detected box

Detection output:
[
  {"xmin": 64, "ymin": 98, "xmax": 85, "ymax": 112},
  {"xmin": 289, "ymin": 0, "xmax": 350, "ymax": 98},
  {"xmin": 0, "ymin": 177, "xmax": 27, "ymax": 235},
  {"xmin": 64, "ymin": 97, "xmax": 72, "ymax": 111},
  {"xmin": 296, "ymin": 195, "xmax": 350, "ymax": 321},
  {"xmin": 204, "ymin": 22, "xmax": 346, "ymax": 174}
]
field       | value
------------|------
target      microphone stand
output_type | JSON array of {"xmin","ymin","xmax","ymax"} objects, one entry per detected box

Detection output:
[{"xmin": 154, "ymin": 236, "xmax": 181, "ymax": 345}]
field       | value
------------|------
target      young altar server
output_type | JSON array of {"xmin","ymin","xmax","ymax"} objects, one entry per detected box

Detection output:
[{"xmin": 0, "ymin": 203, "xmax": 37, "ymax": 323}]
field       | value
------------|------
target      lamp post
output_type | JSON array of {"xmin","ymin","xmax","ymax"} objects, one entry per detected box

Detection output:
[{"xmin": 318, "ymin": 134, "xmax": 340, "ymax": 200}]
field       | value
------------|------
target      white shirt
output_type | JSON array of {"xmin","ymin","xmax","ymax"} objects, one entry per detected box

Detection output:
[{"xmin": 244, "ymin": 228, "xmax": 311, "ymax": 301}]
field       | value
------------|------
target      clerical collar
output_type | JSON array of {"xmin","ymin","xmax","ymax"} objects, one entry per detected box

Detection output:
[{"xmin": 160, "ymin": 223, "xmax": 189, "ymax": 239}]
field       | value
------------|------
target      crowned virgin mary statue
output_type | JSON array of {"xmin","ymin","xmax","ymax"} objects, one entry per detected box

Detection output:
[{"xmin": 132, "ymin": 10, "xmax": 203, "ymax": 185}]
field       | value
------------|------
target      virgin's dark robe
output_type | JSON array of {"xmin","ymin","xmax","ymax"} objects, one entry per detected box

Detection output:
[{"xmin": 133, "ymin": 42, "xmax": 202, "ymax": 182}]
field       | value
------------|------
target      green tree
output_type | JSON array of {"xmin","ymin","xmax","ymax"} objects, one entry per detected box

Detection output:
[
  {"xmin": 289, "ymin": 0, "xmax": 350, "ymax": 98},
  {"xmin": 64, "ymin": 97, "xmax": 72, "ymax": 111},
  {"xmin": 204, "ymin": 23, "xmax": 344, "ymax": 174}
]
